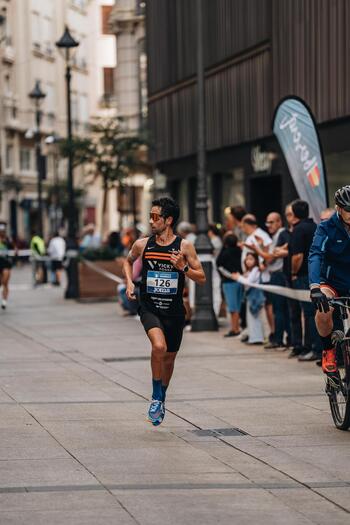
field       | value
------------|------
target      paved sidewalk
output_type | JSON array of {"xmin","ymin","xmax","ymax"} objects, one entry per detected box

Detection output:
[{"xmin": 0, "ymin": 266, "xmax": 349, "ymax": 524}]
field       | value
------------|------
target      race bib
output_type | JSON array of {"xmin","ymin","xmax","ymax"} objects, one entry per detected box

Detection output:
[{"xmin": 146, "ymin": 271, "xmax": 178, "ymax": 294}]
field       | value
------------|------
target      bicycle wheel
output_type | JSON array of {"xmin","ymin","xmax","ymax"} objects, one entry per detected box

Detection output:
[{"xmin": 328, "ymin": 339, "xmax": 350, "ymax": 430}]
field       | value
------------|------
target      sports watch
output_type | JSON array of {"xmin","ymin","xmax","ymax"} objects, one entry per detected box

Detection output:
[{"xmin": 182, "ymin": 264, "xmax": 189, "ymax": 273}]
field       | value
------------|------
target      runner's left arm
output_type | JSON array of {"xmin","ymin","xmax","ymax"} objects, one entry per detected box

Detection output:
[{"xmin": 170, "ymin": 240, "xmax": 206, "ymax": 284}]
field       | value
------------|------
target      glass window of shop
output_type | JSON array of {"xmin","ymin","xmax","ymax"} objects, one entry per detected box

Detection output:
[
  {"xmin": 324, "ymin": 152, "xmax": 350, "ymax": 203},
  {"xmin": 222, "ymin": 168, "xmax": 245, "ymax": 216}
]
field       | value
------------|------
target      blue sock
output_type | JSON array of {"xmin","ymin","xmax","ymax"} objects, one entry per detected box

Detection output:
[
  {"xmin": 152, "ymin": 379, "xmax": 162, "ymax": 401},
  {"xmin": 161, "ymin": 384, "xmax": 168, "ymax": 402}
]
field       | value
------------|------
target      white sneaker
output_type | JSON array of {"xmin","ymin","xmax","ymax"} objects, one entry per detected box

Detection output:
[{"xmin": 1, "ymin": 300, "xmax": 7, "ymax": 310}]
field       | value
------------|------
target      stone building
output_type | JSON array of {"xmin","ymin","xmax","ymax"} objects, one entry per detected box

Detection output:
[{"xmin": 0, "ymin": 0, "xmax": 94, "ymax": 241}]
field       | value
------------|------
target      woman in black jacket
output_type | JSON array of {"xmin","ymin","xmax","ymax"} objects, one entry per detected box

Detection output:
[{"xmin": 216, "ymin": 233, "xmax": 243, "ymax": 337}]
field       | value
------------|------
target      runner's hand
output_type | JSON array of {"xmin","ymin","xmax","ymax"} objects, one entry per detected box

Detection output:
[
  {"xmin": 310, "ymin": 287, "xmax": 329, "ymax": 313},
  {"xmin": 126, "ymin": 282, "xmax": 136, "ymax": 301},
  {"xmin": 170, "ymin": 250, "xmax": 186, "ymax": 271}
]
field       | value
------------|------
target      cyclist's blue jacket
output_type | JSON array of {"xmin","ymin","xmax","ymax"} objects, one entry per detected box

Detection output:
[{"xmin": 308, "ymin": 212, "xmax": 350, "ymax": 292}]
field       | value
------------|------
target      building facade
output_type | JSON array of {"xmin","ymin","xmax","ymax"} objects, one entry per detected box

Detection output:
[
  {"xmin": 110, "ymin": 0, "xmax": 152, "ymax": 231},
  {"xmin": 0, "ymin": 0, "xmax": 95, "ymax": 242},
  {"xmin": 146, "ymin": 0, "xmax": 350, "ymax": 225}
]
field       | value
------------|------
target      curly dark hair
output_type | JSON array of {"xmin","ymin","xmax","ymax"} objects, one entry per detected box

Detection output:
[{"xmin": 152, "ymin": 197, "xmax": 180, "ymax": 227}]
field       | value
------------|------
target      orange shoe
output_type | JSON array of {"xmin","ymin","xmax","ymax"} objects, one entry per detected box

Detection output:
[{"xmin": 322, "ymin": 348, "xmax": 337, "ymax": 374}]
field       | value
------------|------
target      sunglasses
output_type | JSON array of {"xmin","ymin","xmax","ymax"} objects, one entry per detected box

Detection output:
[
  {"xmin": 340, "ymin": 206, "xmax": 350, "ymax": 213},
  {"xmin": 149, "ymin": 212, "xmax": 164, "ymax": 221}
]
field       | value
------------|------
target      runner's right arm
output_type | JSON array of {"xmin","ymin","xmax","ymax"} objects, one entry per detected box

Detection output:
[{"xmin": 123, "ymin": 238, "xmax": 146, "ymax": 300}]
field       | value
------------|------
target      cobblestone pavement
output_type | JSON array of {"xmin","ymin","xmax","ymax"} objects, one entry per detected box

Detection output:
[{"xmin": 0, "ymin": 266, "xmax": 349, "ymax": 524}]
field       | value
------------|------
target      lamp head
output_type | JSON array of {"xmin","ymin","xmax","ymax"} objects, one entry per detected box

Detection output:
[
  {"xmin": 55, "ymin": 26, "xmax": 79, "ymax": 62},
  {"xmin": 29, "ymin": 80, "xmax": 46, "ymax": 102}
]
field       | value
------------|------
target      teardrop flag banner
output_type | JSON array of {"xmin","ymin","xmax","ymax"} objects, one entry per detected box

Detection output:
[{"xmin": 272, "ymin": 96, "xmax": 328, "ymax": 222}]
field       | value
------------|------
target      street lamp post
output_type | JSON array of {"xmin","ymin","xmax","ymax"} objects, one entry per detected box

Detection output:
[
  {"xmin": 29, "ymin": 80, "xmax": 46, "ymax": 237},
  {"xmin": 56, "ymin": 26, "xmax": 80, "ymax": 299},
  {"xmin": 191, "ymin": 0, "xmax": 218, "ymax": 332}
]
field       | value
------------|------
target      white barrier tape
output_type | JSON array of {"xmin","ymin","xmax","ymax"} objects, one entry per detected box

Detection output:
[
  {"xmin": 198, "ymin": 254, "xmax": 214, "ymax": 263},
  {"xmin": 218, "ymin": 267, "xmax": 311, "ymax": 302},
  {"xmin": 81, "ymin": 258, "xmax": 124, "ymax": 284},
  {"xmin": 0, "ymin": 249, "xmax": 32, "ymax": 257}
]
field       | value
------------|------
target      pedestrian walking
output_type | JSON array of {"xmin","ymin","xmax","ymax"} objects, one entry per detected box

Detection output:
[
  {"xmin": 123, "ymin": 197, "xmax": 206, "ymax": 426},
  {"xmin": 0, "ymin": 223, "xmax": 14, "ymax": 310},
  {"xmin": 216, "ymin": 233, "xmax": 243, "ymax": 337}
]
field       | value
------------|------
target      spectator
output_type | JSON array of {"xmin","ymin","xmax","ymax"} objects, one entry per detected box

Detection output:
[
  {"xmin": 177, "ymin": 221, "xmax": 197, "ymax": 244},
  {"xmin": 47, "ymin": 231, "xmax": 66, "ymax": 286},
  {"xmin": 107, "ymin": 231, "xmax": 124, "ymax": 256},
  {"xmin": 289, "ymin": 199, "xmax": 322, "ymax": 361},
  {"xmin": 216, "ymin": 233, "xmax": 243, "ymax": 337},
  {"xmin": 118, "ymin": 256, "xmax": 142, "ymax": 316},
  {"xmin": 225, "ymin": 205, "xmax": 247, "ymax": 242},
  {"xmin": 121, "ymin": 227, "xmax": 137, "ymax": 252},
  {"xmin": 241, "ymin": 214, "xmax": 273, "ymax": 338},
  {"xmin": 176, "ymin": 221, "xmax": 197, "ymax": 325},
  {"xmin": 80, "ymin": 224, "xmax": 101, "ymax": 250},
  {"xmin": 251, "ymin": 212, "xmax": 291, "ymax": 349},
  {"xmin": 232, "ymin": 252, "xmax": 265, "ymax": 345},
  {"xmin": 30, "ymin": 230, "xmax": 47, "ymax": 284},
  {"xmin": 208, "ymin": 224, "xmax": 223, "ymax": 257},
  {"xmin": 320, "ymin": 207, "xmax": 335, "ymax": 221}
]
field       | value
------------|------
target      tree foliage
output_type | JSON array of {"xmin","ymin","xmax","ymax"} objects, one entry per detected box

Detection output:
[{"xmin": 59, "ymin": 119, "xmax": 151, "ymax": 189}]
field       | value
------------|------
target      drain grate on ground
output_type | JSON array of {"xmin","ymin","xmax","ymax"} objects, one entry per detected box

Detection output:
[
  {"xmin": 103, "ymin": 356, "xmax": 149, "ymax": 363},
  {"xmin": 191, "ymin": 427, "xmax": 248, "ymax": 437}
]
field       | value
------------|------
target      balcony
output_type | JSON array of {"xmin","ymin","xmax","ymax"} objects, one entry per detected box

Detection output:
[
  {"xmin": 2, "ymin": 95, "xmax": 20, "ymax": 130},
  {"xmin": 1, "ymin": 36, "xmax": 15, "ymax": 64}
]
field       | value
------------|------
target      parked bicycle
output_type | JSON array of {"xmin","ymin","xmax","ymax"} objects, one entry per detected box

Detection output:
[{"xmin": 326, "ymin": 297, "xmax": 350, "ymax": 430}]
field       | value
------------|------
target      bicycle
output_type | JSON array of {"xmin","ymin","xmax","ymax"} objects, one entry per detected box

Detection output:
[{"xmin": 326, "ymin": 297, "xmax": 350, "ymax": 430}]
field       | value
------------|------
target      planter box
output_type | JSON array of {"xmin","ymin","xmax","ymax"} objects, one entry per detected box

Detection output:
[{"xmin": 78, "ymin": 258, "xmax": 125, "ymax": 299}]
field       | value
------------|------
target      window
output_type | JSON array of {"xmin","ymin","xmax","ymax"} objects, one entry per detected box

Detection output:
[
  {"xmin": 103, "ymin": 67, "xmax": 114, "ymax": 97},
  {"xmin": 136, "ymin": 1, "xmax": 146, "ymax": 16},
  {"xmin": 72, "ymin": 0, "xmax": 87, "ymax": 10},
  {"xmin": 101, "ymin": 5, "xmax": 113, "ymax": 34},
  {"xmin": 31, "ymin": 12, "xmax": 41, "ymax": 49},
  {"xmin": 4, "ymin": 74, "xmax": 11, "ymax": 96},
  {"xmin": 45, "ymin": 83, "xmax": 55, "ymax": 115},
  {"xmin": 42, "ymin": 18, "xmax": 53, "ymax": 54},
  {"xmin": 79, "ymin": 94, "xmax": 89, "ymax": 124},
  {"xmin": 20, "ymin": 149, "xmax": 32, "ymax": 171},
  {"xmin": 5, "ymin": 145, "xmax": 13, "ymax": 170}
]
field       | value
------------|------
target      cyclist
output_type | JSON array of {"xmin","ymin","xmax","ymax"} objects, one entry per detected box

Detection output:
[
  {"xmin": 0, "ymin": 223, "xmax": 14, "ymax": 310},
  {"xmin": 123, "ymin": 197, "xmax": 206, "ymax": 426},
  {"xmin": 309, "ymin": 185, "xmax": 350, "ymax": 375}
]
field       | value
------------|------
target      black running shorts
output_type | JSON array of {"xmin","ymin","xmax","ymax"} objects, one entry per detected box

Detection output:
[{"xmin": 139, "ymin": 305, "xmax": 185, "ymax": 353}]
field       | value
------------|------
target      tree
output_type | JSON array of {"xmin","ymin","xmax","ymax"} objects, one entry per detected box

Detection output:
[{"xmin": 59, "ymin": 119, "xmax": 151, "ymax": 234}]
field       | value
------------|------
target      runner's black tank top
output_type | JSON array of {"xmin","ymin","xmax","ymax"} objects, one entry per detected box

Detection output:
[{"xmin": 140, "ymin": 235, "xmax": 185, "ymax": 316}]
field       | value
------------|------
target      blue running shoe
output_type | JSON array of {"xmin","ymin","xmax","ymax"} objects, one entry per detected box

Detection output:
[{"xmin": 148, "ymin": 399, "xmax": 165, "ymax": 426}]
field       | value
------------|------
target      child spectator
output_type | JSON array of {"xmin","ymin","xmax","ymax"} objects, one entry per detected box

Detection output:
[{"xmin": 232, "ymin": 252, "xmax": 265, "ymax": 345}]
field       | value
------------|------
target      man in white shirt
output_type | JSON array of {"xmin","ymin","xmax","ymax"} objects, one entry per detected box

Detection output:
[
  {"xmin": 241, "ymin": 215, "xmax": 272, "ymax": 279},
  {"xmin": 48, "ymin": 232, "xmax": 66, "ymax": 286}
]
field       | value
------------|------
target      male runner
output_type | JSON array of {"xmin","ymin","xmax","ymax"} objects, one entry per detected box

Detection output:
[
  {"xmin": 309, "ymin": 185, "xmax": 350, "ymax": 375},
  {"xmin": 123, "ymin": 197, "xmax": 206, "ymax": 425}
]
